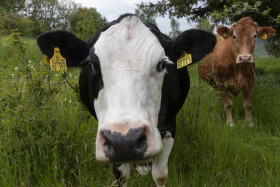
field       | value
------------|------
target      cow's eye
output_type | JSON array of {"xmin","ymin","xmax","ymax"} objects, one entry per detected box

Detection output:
[
  {"xmin": 232, "ymin": 35, "xmax": 236, "ymax": 39},
  {"xmin": 156, "ymin": 60, "xmax": 167, "ymax": 72},
  {"xmin": 253, "ymin": 35, "xmax": 257, "ymax": 39},
  {"xmin": 87, "ymin": 63, "xmax": 94, "ymax": 70}
]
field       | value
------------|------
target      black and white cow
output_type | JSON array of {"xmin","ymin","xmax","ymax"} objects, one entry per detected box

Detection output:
[{"xmin": 37, "ymin": 14, "xmax": 216, "ymax": 186}]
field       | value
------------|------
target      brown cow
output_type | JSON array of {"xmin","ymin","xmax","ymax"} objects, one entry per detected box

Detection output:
[{"xmin": 198, "ymin": 17, "xmax": 275, "ymax": 127}]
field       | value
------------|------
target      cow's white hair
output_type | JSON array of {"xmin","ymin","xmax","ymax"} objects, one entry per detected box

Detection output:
[{"xmin": 94, "ymin": 15, "xmax": 166, "ymax": 162}]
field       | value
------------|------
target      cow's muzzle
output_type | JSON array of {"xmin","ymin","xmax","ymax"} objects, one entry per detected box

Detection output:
[
  {"xmin": 237, "ymin": 54, "xmax": 254, "ymax": 64},
  {"xmin": 96, "ymin": 123, "xmax": 163, "ymax": 162},
  {"xmin": 102, "ymin": 127, "xmax": 147, "ymax": 162}
]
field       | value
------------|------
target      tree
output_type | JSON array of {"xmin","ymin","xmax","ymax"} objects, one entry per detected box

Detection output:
[
  {"xmin": 2, "ymin": 11, "xmax": 33, "ymax": 35},
  {"xmin": 135, "ymin": 2, "xmax": 158, "ymax": 26},
  {"xmin": 168, "ymin": 18, "xmax": 181, "ymax": 39},
  {"xmin": 139, "ymin": 0, "xmax": 280, "ymax": 57},
  {"xmin": 195, "ymin": 17, "xmax": 215, "ymax": 32},
  {"xmin": 0, "ymin": 0, "xmax": 26, "ymax": 12},
  {"xmin": 70, "ymin": 7, "xmax": 107, "ymax": 40},
  {"xmin": 23, "ymin": 0, "xmax": 79, "ymax": 31},
  {"xmin": 138, "ymin": 0, "xmax": 256, "ymax": 20}
]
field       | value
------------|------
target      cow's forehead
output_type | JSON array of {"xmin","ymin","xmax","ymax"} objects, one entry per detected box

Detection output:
[
  {"xmin": 233, "ymin": 17, "xmax": 257, "ymax": 34},
  {"xmin": 93, "ymin": 15, "xmax": 165, "ymax": 74}
]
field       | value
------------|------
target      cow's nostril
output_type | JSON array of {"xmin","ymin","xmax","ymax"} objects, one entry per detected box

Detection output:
[
  {"xmin": 102, "ymin": 131, "xmax": 113, "ymax": 146},
  {"xmin": 135, "ymin": 134, "xmax": 147, "ymax": 151}
]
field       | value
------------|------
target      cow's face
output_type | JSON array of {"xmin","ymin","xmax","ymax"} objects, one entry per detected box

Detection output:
[
  {"xmin": 217, "ymin": 17, "xmax": 275, "ymax": 64},
  {"xmin": 37, "ymin": 14, "xmax": 217, "ymax": 163},
  {"xmin": 93, "ymin": 16, "xmax": 167, "ymax": 162}
]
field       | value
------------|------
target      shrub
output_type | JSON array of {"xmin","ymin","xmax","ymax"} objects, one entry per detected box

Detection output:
[{"xmin": 3, "ymin": 11, "xmax": 33, "ymax": 36}]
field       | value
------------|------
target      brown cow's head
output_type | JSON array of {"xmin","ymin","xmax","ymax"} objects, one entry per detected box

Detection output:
[{"xmin": 217, "ymin": 17, "xmax": 275, "ymax": 64}]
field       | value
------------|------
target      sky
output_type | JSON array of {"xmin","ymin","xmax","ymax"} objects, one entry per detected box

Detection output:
[{"xmin": 72, "ymin": 0, "xmax": 193, "ymax": 34}]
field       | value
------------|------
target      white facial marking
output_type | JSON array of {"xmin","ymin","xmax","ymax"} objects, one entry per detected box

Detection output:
[
  {"xmin": 152, "ymin": 131, "xmax": 174, "ymax": 187},
  {"xmin": 117, "ymin": 163, "xmax": 130, "ymax": 187},
  {"xmin": 94, "ymin": 16, "xmax": 166, "ymax": 161}
]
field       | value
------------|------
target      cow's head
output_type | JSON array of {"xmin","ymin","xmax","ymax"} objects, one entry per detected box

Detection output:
[
  {"xmin": 37, "ymin": 14, "xmax": 216, "ymax": 163},
  {"xmin": 217, "ymin": 17, "xmax": 275, "ymax": 64}
]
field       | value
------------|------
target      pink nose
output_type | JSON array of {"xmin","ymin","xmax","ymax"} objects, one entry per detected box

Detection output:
[{"xmin": 238, "ymin": 55, "xmax": 252, "ymax": 63}]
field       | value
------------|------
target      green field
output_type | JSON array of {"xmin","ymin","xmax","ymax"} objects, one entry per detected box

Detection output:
[{"xmin": 0, "ymin": 35, "xmax": 280, "ymax": 186}]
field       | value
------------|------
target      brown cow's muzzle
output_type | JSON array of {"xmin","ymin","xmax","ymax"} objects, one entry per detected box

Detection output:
[{"xmin": 237, "ymin": 54, "xmax": 254, "ymax": 64}]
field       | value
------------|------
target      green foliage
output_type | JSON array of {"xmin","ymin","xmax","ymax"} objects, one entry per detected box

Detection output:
[
  {"xmin": 0, "ymin": 0, "xmax": 105, "ymax": 38},
  {"xmin": 0, "ymin": 0, "xmax": 25, "ymax": 12},
  {"xmin": 0, "ymin": 7, "xmax": 4, "ymax": 35},
  {"xmin": 168, "ymin": 18, "xmax": 181, "ymax": 39},
  {"xmin": 138, "ymin": 0, "xmax": 198, "ymax": 19},
  {"xmin": 0, "ymin": 35, "xmax": 280, "ymax": 186},
  {"xmin": 195, "ymin": 17, "xmax": 215, "ymax": 32},
  {"xmin": 0, "ymin": 33, "xmax": 98, "ymax": 185},
  {"xmin": 24, "ymin": 0, "xmax": 77, "ymax": 31},
  {"xmin": 140, "ymin": 1, "xmax": 280, "ymax": 57},
  {"xmin": 210, "ymin": 1, "xmax": 280, "ymax": 25},
  {"xmin": 2, "ymin": 11, "xmax": 34, "ymax": 36},
  {"xmin": 70, "ymin": 8, "xmax": 107, "ymax": 40},
  {"xmin": 135, "ymin": 2, "xmax": 158, "ymax": 26}
]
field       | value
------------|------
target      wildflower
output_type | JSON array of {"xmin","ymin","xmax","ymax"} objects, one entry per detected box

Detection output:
[
  {"xmin": 28, "ymin": 60, "xmax": 32, "ymax": 63},
  {"xmin": 15, "ymin": 67, "xmax": 18, "ymax": 70},
  {"xmin": 12, "ymin": 74, "xmax": 14, "ymax": 76}
]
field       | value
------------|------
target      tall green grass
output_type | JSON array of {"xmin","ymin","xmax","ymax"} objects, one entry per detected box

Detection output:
[{"xmin": 0, "ymin": 35, "xmax": 279, "ymax": 186}]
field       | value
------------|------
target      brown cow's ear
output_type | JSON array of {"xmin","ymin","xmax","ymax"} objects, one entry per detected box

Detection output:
[
  {"xmin": 216, "ymin": 26, "xmax": 231, "ymax": 39},
  {"xmin": 257, "ymin": 27, "xmax": 276, "ymax": 40}
]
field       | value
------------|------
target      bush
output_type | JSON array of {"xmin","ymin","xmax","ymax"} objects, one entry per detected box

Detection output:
[
  {"xmin": 0, "ymin": 7, "xmax": 5, "ymax": 35},
  {"xmin": 70, "ymin": 7, "xmax": 107, "ymax": 40},
  {"xmin": 3, "ymin": 11, "xmax": 33, "ymax": 36}
]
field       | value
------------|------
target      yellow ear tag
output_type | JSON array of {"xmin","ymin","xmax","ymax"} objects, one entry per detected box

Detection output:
[
  {"xmin": 177, "ymin": 52, "xmax": 192, "ymax": 69},
  {"xmin": 50, "ymin": 47, "xmax": 67, "ymax": 71},
  {"xmin": 224, "ymin": 33, "xmax": 228, "ymax": 37},
  {"xmin": 261, "ymin": 33, "xmax": 267, "ymax": 40}
]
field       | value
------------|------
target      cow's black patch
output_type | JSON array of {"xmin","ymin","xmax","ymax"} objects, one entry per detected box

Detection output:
[
  {"xmin": 113, "ymin": 163, "xmax": 122, "ymax": 187},
  {"xmin": 79, "ymin": 58, "xmax": 103, "ymax": 119}
]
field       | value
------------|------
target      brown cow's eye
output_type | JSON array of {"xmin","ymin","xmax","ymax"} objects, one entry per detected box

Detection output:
[
  {"xmin": 253, "ymin": 35, "xmax": 257, "ymax": 39},
  {"xmin": 232, "ymin": 35, "xmax": 236, "ymax": 39}
]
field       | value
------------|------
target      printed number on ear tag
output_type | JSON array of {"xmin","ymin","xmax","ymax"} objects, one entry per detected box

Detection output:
[
  {"xmin": 49, "ymin": 47, "xmax": 67, "ymax": 71},
  {"xmin": 177, "ymin": 52, "xmax": 192, "ymax": 69}
]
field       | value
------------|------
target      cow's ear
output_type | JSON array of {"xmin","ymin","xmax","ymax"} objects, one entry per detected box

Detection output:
[
  {"xmin": 167, "ymin": 29, "xmax": 216, "ymax": 63},
  {"xmin": 216, "ymin": 26, "xmax": 231, "ymax": 39},
  {"xmin": 257, "ymin": 27, "xmax": 275, "ymax": 40},
  {"xmin": 37, "ymin": 31, "xmax": 89, "ymax": 67}
]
